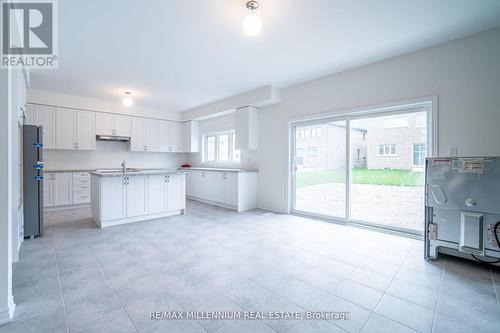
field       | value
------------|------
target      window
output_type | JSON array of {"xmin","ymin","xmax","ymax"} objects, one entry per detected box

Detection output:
[
  {"xmin": 308, "ymin": 147, "xmax": 319, "ymax": 157},
  {"xmin": 356, "ymin": 149, "xmax": 361, "ymax": 162},
  {"xmin": 415, "ymin": 113, "xmax": 426, "ymax": 128},
  {"xmin": 413, "ymin": 144, "xmax": 426, "ymax": 166},
  {"xmin": 384, "ymin": 116, "xmax": 408, "ymax": 129},
  {"xmin": 311, "ymin": 127, "xmax": 322, "ymax": 137},
  {"xmin": 204, "ymin": 131, "xmax": 240, "ymax": 163},
  {"xmin": 378, "ymin": 144, "xmax": 396, "ymax": 156}
]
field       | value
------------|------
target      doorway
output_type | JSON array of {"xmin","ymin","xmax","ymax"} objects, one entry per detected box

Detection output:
[{"xmin": 290, "ymin": 100, "xmax": 435, "ymax": 236}]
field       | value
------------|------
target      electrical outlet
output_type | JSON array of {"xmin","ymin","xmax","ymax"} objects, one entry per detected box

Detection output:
[{"xmin": 449, "ymin": 147, "xmax": 457, "ymax": 157}]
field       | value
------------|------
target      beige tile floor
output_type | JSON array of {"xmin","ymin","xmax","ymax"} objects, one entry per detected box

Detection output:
[{"xmin": 1, "ymin": 200, "xmax": 499, "ymax": 333}]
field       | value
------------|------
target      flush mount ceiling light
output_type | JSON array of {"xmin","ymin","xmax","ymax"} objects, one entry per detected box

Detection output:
[
  {"xmin": 122, "ymin": 91, "xmax": 133, "ymax": 107},
  {"xmin": 242, "ymin": 0, "xmax": 262, "ymax": 37}
]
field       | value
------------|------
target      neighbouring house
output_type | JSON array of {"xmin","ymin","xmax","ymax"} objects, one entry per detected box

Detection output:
[
  {"xmin": 295, "ymin": 123, "xmax": 367, "ymax": 170},
  {"xmin": 366, "ymin": 112, "xmax": 427, "ymax": 170},
  {"xmin": 295, "ymin": 111, "xmax": 427, "ymax": 171}
]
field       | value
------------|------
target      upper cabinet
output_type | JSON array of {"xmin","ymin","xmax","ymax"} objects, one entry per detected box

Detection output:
[
  {"xmin": 235, "ymin": 106, "xmax": 259, "ymax": 150},
  {"xmin": 184, "ymin": 121, "xmax": 200, "ymax": 153},
  {"xmin": 26, "ymin": 104, "xmax": 56, "ymax": 149},
  {"xmin": 96, "ymin": 113, "xmax": 131, "ymax": 137},
  {"xmin": 55, "ymin": 108, "xmax": 96, "ymax": 150},
  {"xmin": 158, "ymin": 120, "xmax": 184, "ymax": 153},
  {"xmin": 131, "ymin": 117, "xmax": 159, "ymax": 152}
]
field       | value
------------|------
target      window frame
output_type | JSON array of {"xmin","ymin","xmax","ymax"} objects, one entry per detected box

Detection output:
[
  {"xmin": 203, "ymin": 130, "xmax": 240, "ymax": 163},
  {"xmin": 378, "ymin": 144, "xmax": 397, "ymax": 156}
]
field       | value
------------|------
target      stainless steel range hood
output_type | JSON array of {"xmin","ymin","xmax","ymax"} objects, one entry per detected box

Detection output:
[{"xmin": 96, "ymin": 135, "xmax": 130, "ymax": 142}]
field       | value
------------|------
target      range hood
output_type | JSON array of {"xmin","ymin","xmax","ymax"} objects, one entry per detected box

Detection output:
[{"xmin": 96, "ymin": 135, "xmax": 130, "ymax": 142}]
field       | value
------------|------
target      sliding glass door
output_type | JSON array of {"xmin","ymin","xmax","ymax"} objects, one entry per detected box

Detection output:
[
  {"xmin": 293, "ymin": 120, "xmax": 347, "ymax": 220},
  {"xmin": 291, "ymin": 105, "xmax": 431, "ymax": 235}
]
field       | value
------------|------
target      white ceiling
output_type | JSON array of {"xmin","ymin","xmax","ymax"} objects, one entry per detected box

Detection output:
[{"xmin": 30, "ymin": 0, "xmax": 500, "ymax": 112}]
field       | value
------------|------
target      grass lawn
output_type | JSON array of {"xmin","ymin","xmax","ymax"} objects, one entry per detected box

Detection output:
[{"xmin": 296, "ymin": 168, "xmax": 424, "ymax": 188}]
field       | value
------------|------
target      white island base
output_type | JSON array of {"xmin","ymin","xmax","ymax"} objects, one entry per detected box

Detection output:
[{"xmin": 91, "ymin": 171, "xmax": 186, "ymax": 228}]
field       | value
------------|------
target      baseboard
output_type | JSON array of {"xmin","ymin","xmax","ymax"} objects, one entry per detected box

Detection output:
[
  {"xmin": 0, "ymin": 296, "xmax": 16, "ymax": 326},
  {"xmin": 95, "ymin": 210, "xmax": 183, "ymax": 228},
  {"xmin": 45, "ymin": 203, "xmax": 90, "ymax": 212},
  {"xmin": 186, "ymin": 196, "xmax": 238, "ymax": 211}
]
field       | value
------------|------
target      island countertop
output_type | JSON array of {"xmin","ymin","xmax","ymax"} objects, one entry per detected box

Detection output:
[{"xmin": 90, "ymin": 168, "xmax": 181, "ymax": 177}]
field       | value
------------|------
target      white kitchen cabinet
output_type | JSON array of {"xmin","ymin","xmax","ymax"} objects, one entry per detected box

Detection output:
[
  {"xmin": 100, "ymin": 177, "xmax": 126, "ymax": 221},
  {"xmin": 53, "ymin": 172, "xmax": 73, "ymax": 206},
  {"xmin": 167, "ymin": 173, "xmax": 185, "ymax": 210},
  {"xmin": 223, "ymin": 172, "xmax": 238, "ymax": 207},
  {"xmin": 186, "ymin": 169, "xmax": 257, "ymax": 212},
  {"xmin": 91, "ymin": 172, "xmax": 186, "ymax": 228},
  {"xmin": 26, "ymin": 104, "xmax": 56, "ymax": 149},
  {"xmin": 158, "ymin": 120, "xmax": 184, "ymax": 152},
  {"xmin": 147, "ymin": 175, "xmax": 167, "ymax": 214},
  {"xmin": 76, "ymin": 110, "xmax": 96, "ymax": 150},
  {"xmin": 184, "ymin": 121, "xmax": 200, "ymax": 153},
  {"xmin": 235, "ymin": 106, "xmax": 259, "ymax": 150},
  {"xmin": 44, "ymin": 172, "xmax": 73, "ymax": 207},
  {"xmin": 96, "ymin": 113, "xmax": 132, "ymax": 137},
  {"xmin": 126, "ymin": 175, "xmax": 147, "ymax": 217},
  {"xmin": 131, "ymin": 117, "xmax": 159, "ymax": 152},
  {"xmin": 55, "ymin": 108, "xmax": 96, "ymax": 150},
  {"xmin": 115, "ymin": 115, "xmax": 132, "ymax": 137},
  {"xmin": 72, "ymin": 172, "xmax": 91, "ymax": 204}
]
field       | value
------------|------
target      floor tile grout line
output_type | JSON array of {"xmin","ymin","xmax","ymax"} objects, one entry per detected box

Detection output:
[
  {"xmin": 82, "ymin": 240, "xmax": 139, "ymax": 333},
  {"xmin": 430, "ymin": 257, "xmax": 447, "ymax": 333},
  {"xmin": 489, "ymin": 268, "xmax": 500, "ymax": 305},
  {"xmin": 54, "ymin": 251, "xmax": 70, "ymax": 333}
]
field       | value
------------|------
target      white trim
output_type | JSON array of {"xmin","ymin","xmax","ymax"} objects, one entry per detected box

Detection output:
[
  {"xmin": 94, "ymin": 209, "xmax": 184, "ymax": 228},
  {"xmin": 0, "ymin": 295, "xmax": 15, "ymax": 325}
]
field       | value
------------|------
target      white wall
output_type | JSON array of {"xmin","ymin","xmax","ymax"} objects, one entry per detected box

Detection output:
[
  {"xmin": 256, "ymin": 27, "xmax": 500, "ymax": 213},
  {"xmin": 186, "ymin": 114, "xmax": 258, "ymax": 170},
  {"xmin": 28, "ymin": 89, "xmax": 187, "ymax": 170},
  {"xmin": 44, "ymin": 142, "xmax": 186, "ymax": 170}
]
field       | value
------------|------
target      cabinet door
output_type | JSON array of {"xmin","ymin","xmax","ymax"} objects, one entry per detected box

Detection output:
[
  {"xmin": 223, "ymin": 172, "xmax": 238, "ymax": 207},
  {"xmin": 167, "ymin": 174, "xmax": 183, "ymax": 211},
  {"xmin": 101, "ymin": 177, "xmax": 126, "ymax": 220},
  {"xmin": 114, "ymin": 115, "xmax": 131, "ymax": 137},
  {"xmin": 212, "ymin": 172, "xmax": 225, "ymax": 203},
  {"xmin": 168, "ymin": 122, "xmax": 184, "ymax": 152},
  {"xmin": 43, "ymin": 174, "xmax": 53, "ymax": 207},
  {"xmin": 53, "ymin": 173, "xmax": 72, "ymax": 206},
  {"xmin": 35, "ymin": 105, "xmax": 56, "ymax": 149},
  {"xmin": 145, "ymin": 119, "xmax": 159, "ymax": 152},
  {"xmin": 95, "ymin": 113, "xmax": 114, "ymax": 136},
  {"xmin": 158, "ymin": 120, "xmax": 169, "ymax": 152},
  {"xmin": 199, "ymin": 171, "xmax": 214, "ymax": 201},
  {"xmin": 55, "ymin": 108, "xmax": 76, "ymax": 150},
  {"xmin": 185, "ymin": 171, "xmax": 196, "ymax": 197},
  {"xmin": 147, "ymin": 175, "xmax": 167, "ymax": 214},
  {"xmin": 126, "ymin": 176, "xmax": 147, "ymax": 217},
  {"xmin": 76, "ymin": 110, "xmax": 95, "ymax": 150},
  {"xmin": 131, "ymin": 117, "xmax": 145, "ymax": 151}
]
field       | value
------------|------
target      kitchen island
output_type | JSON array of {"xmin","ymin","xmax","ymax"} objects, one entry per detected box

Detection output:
[{"xmin": 90, "ymin": 169, "xmax": 185, "ymax": 228}]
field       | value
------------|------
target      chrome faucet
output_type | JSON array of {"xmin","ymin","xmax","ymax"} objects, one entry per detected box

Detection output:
[{"xmin": 121, "ymin": 160, "xmax": 126, "ymax": 174}]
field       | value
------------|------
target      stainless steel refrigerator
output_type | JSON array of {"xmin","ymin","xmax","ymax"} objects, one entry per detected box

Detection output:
[{"xmin": 23, "ymin": 125, "xmax": 44, "ymax": 238}]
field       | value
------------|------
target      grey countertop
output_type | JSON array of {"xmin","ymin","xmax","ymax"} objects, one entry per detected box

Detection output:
[
  {"xmin": 180, "ymin": 167, "xmax": 258, "ymax": 173},
  {"xmin": 90, "ymin": 168, "xmax": 181, "ymax": 177},
  {"xmin": 45, "ymin": 169, "xmax": 95, "ymax": 173}
]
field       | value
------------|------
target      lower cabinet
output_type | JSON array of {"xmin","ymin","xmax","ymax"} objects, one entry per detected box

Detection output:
[
  {"xmin": 44, "ymin": 172, "xmax": 73, "ymax": 207},
  {"xmin": 44, "ymin": 171, "xmax": 91, "ymax": 208},
  {"xmin": 186, "ymin": 169, "xmax": 257, "ymax": 212},
  {"xmin": 93, "ymin": 173, "xmax": 186, "ymax": 227}
]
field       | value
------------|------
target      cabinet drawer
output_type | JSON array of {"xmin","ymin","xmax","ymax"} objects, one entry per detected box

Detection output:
[
  {"xmin": 73, "ymin": 172, "xmax": 90, "ymax": 180},
  {"xmin": 73, "ymin": 191, "xmax": 90, "ymax": 204},
  {"xmin": 73, "ymin": 183, "xmax": 91, "ymax": 191},
  {"xmin": 73, "ymin": 178, "xmax": 90, "ymax": 185}
]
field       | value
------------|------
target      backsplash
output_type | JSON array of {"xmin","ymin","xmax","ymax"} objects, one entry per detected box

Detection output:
[{"xmin": 44, "ymin": 141, "xmax": 187, "ymax": 170}]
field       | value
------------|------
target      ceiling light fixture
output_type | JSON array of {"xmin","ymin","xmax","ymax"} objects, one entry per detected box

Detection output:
[
  {"xmin": 243, "ymin": 0, "xmax": 262, "ymax": 37},
  {"xmin": 122, "ymin": 91, "xmax": 133, "ymax": 107}
]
